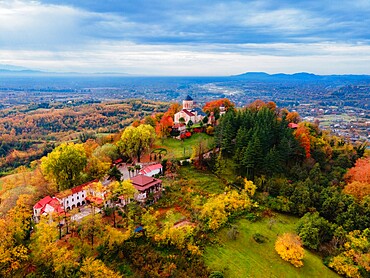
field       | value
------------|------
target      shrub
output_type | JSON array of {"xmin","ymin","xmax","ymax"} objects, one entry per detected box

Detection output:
[
  {"xmin": 209, "ymin": 271, "xmax": 224, "ymax": 278},
  {"xmin": 253, "ymin": 233, "xmax": 269, "ymax": 243}
]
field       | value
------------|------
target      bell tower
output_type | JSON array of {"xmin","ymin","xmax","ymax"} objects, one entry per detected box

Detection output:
[{"xmin": 183, "ymin": 95, "xmax": 194, "ymax": 110}]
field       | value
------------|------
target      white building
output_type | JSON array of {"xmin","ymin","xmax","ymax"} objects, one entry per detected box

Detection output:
[
  {"xmin": 33, "ymin": 180, "xmax": 104, "ymax": 222},
  {"xmin": 55, "ymin": 180, "xmax": 98, "ymax": 211},
  {"xmin": 174, "ymin": 95, "xmax": 205, "ymax": 125}
]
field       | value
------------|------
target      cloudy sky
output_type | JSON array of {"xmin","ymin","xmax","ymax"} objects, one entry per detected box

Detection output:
[{"xmin": 1, "ymin": 0, "xmax": 370, "ymax": 75}]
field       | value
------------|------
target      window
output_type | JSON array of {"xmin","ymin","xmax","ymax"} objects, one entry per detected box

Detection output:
[
  {"xmin": 72, "ymin": 198, "xmax": 74, "ymax": 202},
  {"xmin": 67, "ymin": 201, "xmax": 69, "ymax": 204},
  {"xmin": 82, "ymin": 194, "xmax": 84, "ymax": 198},
  {"xmin": 77, "ymin": 196, "xmax": 79, "ymax": 200}
]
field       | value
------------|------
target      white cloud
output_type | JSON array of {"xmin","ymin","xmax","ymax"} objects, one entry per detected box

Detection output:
[
  {"xmin": 1, "ymin": 0, "xmax": 370, "ymax": 75},
  {"xmin": 1, "ymin": 41, "xmax": 370, "ymax": 75}
]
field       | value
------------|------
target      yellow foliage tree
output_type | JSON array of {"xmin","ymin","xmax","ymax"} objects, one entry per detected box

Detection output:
[
  {"xmin": 275, "ymin": 233, "xmax": 304, "ymax": 267},
  {"xmin": 41, "ymin": 142, "xmax": 87, "ymax": 191},
  {"xmin": 80, "ymin": 257, "xmax": 122, "ymax": 278},
  {"xmin": 117, "ymin": 124, "xmax": 155, "ymax": 163},
  {"xmin": 200, "ymin": 189, "xmax": 252, "ymax": 230},
  {"xmin": 244, "ymin": 178, "xmax": 256, "ymax": 197},
  {"xmin": 0, "ymin": 194, "xmax": 32, "ymax": 277},
  {"xmin": 0, "ymin": 219, "xmax": 28, "ymax": 277},
  {"xmin": 329, "ymin": 229, "xmax": 370, "ymax": 277},
  {"xmin": 104, "ymin": 225, "xmax": 132, "ymax": 248},
  {"xmin": 141, "ymin": 208, "xmax": 159, "ymax": 238}
]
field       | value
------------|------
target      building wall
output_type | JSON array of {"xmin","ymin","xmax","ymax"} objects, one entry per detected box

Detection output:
[{"xmin": 61, "ymin": 190, "xmax": 87, "ymax": 210}]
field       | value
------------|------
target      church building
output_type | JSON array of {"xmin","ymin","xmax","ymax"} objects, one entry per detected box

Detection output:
[{"xmin": 174, "ymin": 95, "xmax": 205, "ymax": 125}]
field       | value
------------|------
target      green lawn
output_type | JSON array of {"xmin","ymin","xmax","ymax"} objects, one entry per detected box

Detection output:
[
  {"xmin": 179, "ymin": 166, "xmax": 225, "ymax": 194},
  {"xmin": 160, "ymin": 209, "xmax": 185, "ymax": 225},
  {"xmin": 156, "ymin": 133, "xmax": 214, "ymax": 159},
  {"xmin": 204, "ymin": 214, "xmax": 339, "ymax": 278}
]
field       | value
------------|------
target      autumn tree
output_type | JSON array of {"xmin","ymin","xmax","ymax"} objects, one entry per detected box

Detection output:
[
  {"xmin": 246, "ymin": 99, "xmax": 277, "ymax": 112},
  {"xmin": 80, "ymin": 257, "xmax": 122, "ymax": 278},
  {"xmin": 85, "ymin": 155, "xmax": 111, "ymax": 180},
  {"xmin": 0, "ymin": 195, "xmax": 32, "ymax": 277},
  {"xmin": 344, "ymin": 157, "xmax": 370, "ymax": 200},
  {"xmin": 118, "ymin": 124, "xmax": 155, "ymax": 162},
  {"xmin": 93, "ymin": 143, "xmax": 120, "ymax": 163},
  {"xmin": 108, "ymin": 180, "xmax": 137, "ymax": 227},
  {"xmin": 200, "ymin": 189, "xmax": 252, "ymax": 231},
  {"xmin": 294, "ymin": 124, "xmax": 311, "ymax": 159},
  {"xmin": 275, "ymin": 233, "xmax": 304, "ymax": 267},
  {"xmin": 141, "ymin": 208, "xmax": 160, "ymax": 238},
  {"xmin": 329, "ymin": 229, "xmax": 370, "ymax": 277},
  {"xmin": 244, "ymin": 178, "xmax": 257, "ymax": 197},
  {"xmin": 203, "ymin": 98, "xmax": 234, "ymax": 117},
  {"xmin": 79, "ymin": 214, "xmax": 105, "ymax": 248},
  {"xmin": 29, "ymin": 217, "xmax": 79, "ymax": 276},
  {"xmin": 156, "ymin": 114, "xmax": 174, "ymax": 139},
  {"xmin": 154, "ymin": 211, "xmax": 196, "ymax": 251},
  {"xmin": 286, "ymin": 111, "xmax": 301, "ymax": 124},
  {"xmin": 41, "ymin": 142, "xmax": 87, "ymax": 191}
]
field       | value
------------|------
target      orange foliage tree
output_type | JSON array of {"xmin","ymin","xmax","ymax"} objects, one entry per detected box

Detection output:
[
  {"xmin": 275, "ymin": 233, "xmax": 305, "ymax": 267},
  {"xmin": 344, "ymin": 157, "xmax": 370, "ymax": 200},
  {"xmin": 345, "ymin": 157, "xmax": 370, "ymax": 184},
  {"xmin": 286, "ymin": 111, "xmax": 301, "ymax": 124},
  {"xmin": 246, "ymin": 100, "xmax": 277, "ymax": 112},
  {"xmin": 203, "ymin": 98, "xmax": 234, "ymax": 114},
  {"xmin": 294, "ymin": 124, "xmax": 311, "ymax": 158}
]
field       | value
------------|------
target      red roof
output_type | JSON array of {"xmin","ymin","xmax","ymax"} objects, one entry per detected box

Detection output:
[
  {"xmin": 140, "ymin": 163, "xmax": 162, "ymax": 175},
  {"xmin": 183, "ymin": 109, "xmax": 195, "ymax": 117},
  {"xmin": 45, "ymin": 198, "xmax": 64, "ymax": 214},
  {"xmin": 288, "ymin": 123, "xmax": 299, "ymax": 129},
  {"xmin": 33, "ymin": 196, "xmax": 53, "ymax": 209},
  {"xmin": 34, "ymin": 196, "xmax": 64, "ymax": 214},
  {"xmin": 71, "ymin": 179, "xmax": 98, "ymax": 194},
  {"xmin": 85, "ymin": 195, "xmax": 103, "ymax": 205},
  {"xmin": 113, "ymin": 158, "xmax": 123, "ymax": 164},
  {"xmin": 131, "ymin": 174, "xmax": 162, "ymax": 191}
]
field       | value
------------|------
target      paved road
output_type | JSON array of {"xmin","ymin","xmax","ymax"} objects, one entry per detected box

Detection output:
[{"xmin": 71, "ymin": 206, "xmax": 101, "ymax": 222}]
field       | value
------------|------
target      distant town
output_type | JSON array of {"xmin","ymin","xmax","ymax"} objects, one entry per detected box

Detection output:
[{"xmin": 0, "ymin": 74, "xmax": 369, "ymax": 145}]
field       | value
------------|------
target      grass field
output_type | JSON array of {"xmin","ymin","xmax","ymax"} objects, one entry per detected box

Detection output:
[
  {"xmin": 179, "ymin": 166, "xmax": 225, "ymax": 194},
  {"xmin": 204, "ymin": 214, "xmax": 339, "ymax": 278},
  {"xmin": 155, "ymin": 133, "xmax": 214, "ymax": 159}
]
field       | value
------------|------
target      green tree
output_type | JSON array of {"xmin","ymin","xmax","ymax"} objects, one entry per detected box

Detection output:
[
  {"xmin": 41, "ymin": 143, "xmax": 87, "ymax": 191},
  {"xmin": 297, "ymin": 212, "xmax": 334, "ymax": 250},
  {"xmin": 118, "ymin": 124, "xmax": 155, "ymax": 163}
]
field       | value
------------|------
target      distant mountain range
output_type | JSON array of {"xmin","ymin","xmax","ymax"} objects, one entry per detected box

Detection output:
[
  {"xmin": 232, "ymin": 72, "xmax": 370, "ymax": 82},
  {"xmin": 1, "ymin": 64, "xmax": 370, "ymax": 81},
  {"xmin": 0, "ymin": 64, "xmax": 131, "ymax": 76}
]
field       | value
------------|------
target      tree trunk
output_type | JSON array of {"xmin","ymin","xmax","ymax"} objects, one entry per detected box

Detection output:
[{"xmin": 113, "ymin": 207, "xmax": 116, "ymax": 228}]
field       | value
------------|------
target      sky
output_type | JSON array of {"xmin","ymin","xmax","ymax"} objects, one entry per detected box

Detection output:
[{"xmin": 1, "ymin": 0, "xmax": 370, "ymax": 76}]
